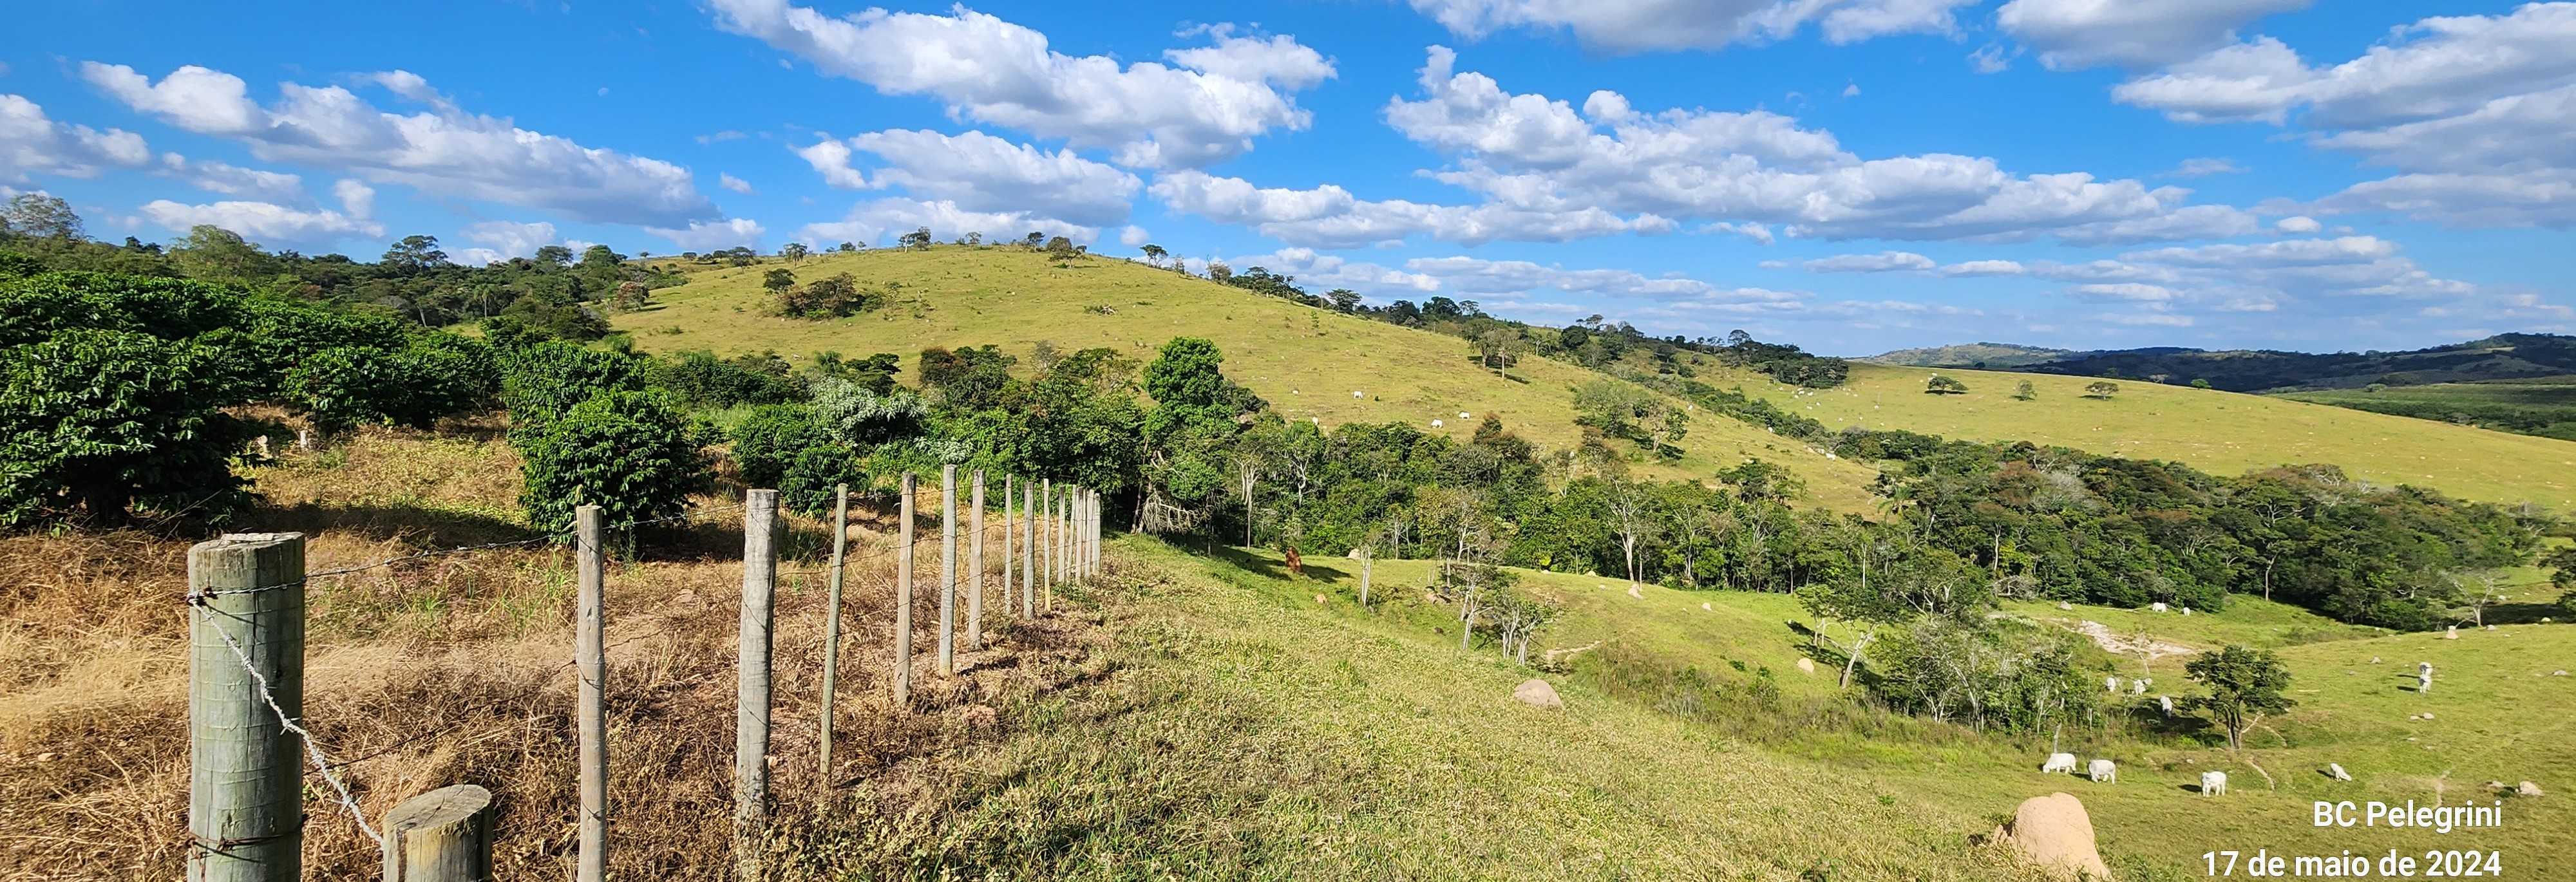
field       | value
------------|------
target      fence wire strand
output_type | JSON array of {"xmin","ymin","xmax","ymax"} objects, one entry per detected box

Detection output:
[{"xmin": 177, "ymin": 482, "xmax": 1081, "ymax": 852}]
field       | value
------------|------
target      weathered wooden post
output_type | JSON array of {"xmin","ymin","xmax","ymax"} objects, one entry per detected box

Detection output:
[
  {"xmin": 381, "ymin": 784, "xmax": 493, "ymax": 881},
  {"xmin": 734, "ymin": 489, "xmax": 779, "ymax": 880},
  {"xmin": 938, "ymin": 464, "xmax": 958, "ymax": 675},
  {"xmin": 1021, "ymin": 482, "xmax": 1036, "ymax": 617},
  {"xmin": 895, "ymin": 473, "xmax": 914, "ymax": 705},
  {"xmin": 817, "ymin": 484, "xmax": 849, "ymax": 793},
  {"xmin": 1041, "ymin": 479, "xmax": 1055, "ymax": 598},
  {"xmin": 1359, "ymin": 544, "xmax": 1374, "ymax": 607},
  {"xmin": 999, "ymin": 474, "xmax": 1013, "ymax": 623},
  {"xmin": 968, "ymin": 469, "xmax": 985, "ymax": 651},
  {"xmin": 187, "ymin": 532, "xmax": 305, "ymax": 882},
  {"xmin": 574, "ymin": 505, "xmax": 607, "ymax": 882}
]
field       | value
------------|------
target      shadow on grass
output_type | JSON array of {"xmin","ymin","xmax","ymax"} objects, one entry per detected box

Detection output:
[{"xmin": 258, "ymin": 502, "xmax": 534, "ymax": 547}]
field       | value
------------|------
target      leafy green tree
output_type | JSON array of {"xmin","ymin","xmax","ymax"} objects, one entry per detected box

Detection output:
[
  {"xmin": 381, "ymin": 235, "xmax": 450, "ymax": 274},
  {"xmin": 1326, "ymin": 288, "xmax": 1360, "ymax": 312},
  {"xmin": 1, "ymin": 328, "xmax": 258, "ymax": 525},
  {"xmin": 763, "ymin": 268, "xmax": 797, "ymax": 295},
  {"xmin": 2542, "ymin": 545, "xmax": 2576, "ymax": 591},
  {"xmin": 2, "ymin": 194, "xmax": 84, "ymax": 240},
  {"xmin": 2184, "ymin": 644, "xmax": 2295, "ymax": 749},
  {"xmin": 535, "ymin": 245, "xmax": 574, "ymax": 267},
  {"xmin": 1139, "ymin": 243, "xmax": 1167, "ymax": 267},
  {"xmin": 171, "ymin": 225, "xmax": 278, "ymax": 283},
  {"xmin": 2012, "ymin": 380, "xmax": 2038, "ymax": 400},
  {"xmin": 1925, "ymin": 375, "xmax": 1968, "ymax": 395},
  {"xmin": 518, "ymin": 389, "xmax": 706, "ymax": 532},
  {"xmin": 2190, "ymin": 378, "xmax": 2213, "ymax": 389},
  {"xmin": 1140, "ymin": 337, "xmax": 1254, "ymax": 535},
  {"xmin": 2084, "ymin": 380, "xmax": 2120, "ymax": 400},
  {"xmin": 782, "ymin": 242, "xmax": 809, "ymax": 263}
]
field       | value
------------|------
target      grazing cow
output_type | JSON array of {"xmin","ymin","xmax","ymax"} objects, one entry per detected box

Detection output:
[
  {"xmin": 2418, "ymin": 662, "xmax": 2434, "ymax": 694},
  {"xmin": 2159, "ymin": 695, "xmax": 2175, "ymax": 716},
  {"xmin": 2329, "ymin": 763, "xmax": 2353, "ymax": 782},
  {"xmin": 2202, "ymin": 771, "xmax": 2228, "ymax": 796},
  {"xmin": 2105, "ymin": 676, "xmax": 2120, "ymax": 693},
  {"xmin": 2152, "ymin": 602, "xmax": 2168, "ymax": 612},
  {"xmin": 2043, "ymin": 753, "xmax": 2079, "ymax": 774},
  {"xmin": 1282, "ymin": 545, "xmax": 1303, "ymax": 577},
  {"xmin": 2445, "ymin": 626, "xmax": 2459, "ymax": 640},
  {"xmin": 1431, "ymin": 418, "xmax": 1445, "ymax": 428},
  {"xmin": 2089, "ymin": 759, "xmax": 2117, "ymax": 783},
  {"xmin": 2132, "ymin": 679, "xmax": 2148, "ymax": 696},
  {"xmin": 2182, "ymin": 606, "xmax": 2193, "ymax": 616}
]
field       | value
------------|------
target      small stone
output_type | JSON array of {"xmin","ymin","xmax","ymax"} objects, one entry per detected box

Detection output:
[
  {"xmin": 1795, "ymin": 657, "xmax": 1817, "ymax": 675},
  {"xmin": 1314, "ymin": 594, "xmax": 1328, "ymax": 605},
  {"xmin": 2554, "ymin": 670, "xmax": 2568, "ymax": 677},
  {"xmin": 2423, "ymin": 712, "xmax": 2434, "ymax": 720},
  {"xmin": 1625, "ymin": 585, "xmax": 1643, "ymax": 600},
  {"xmin": 1512, "ymin": 679, "xmax": 1563, "ymax": 709}
]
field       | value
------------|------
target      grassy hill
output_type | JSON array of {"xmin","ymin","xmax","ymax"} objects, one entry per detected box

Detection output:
[
  {"xmin": 1864, "ymin": 342, "xmax": 2078, "ymax": 369},
  {"xmin": 2279, "ymin": 376, "xmax": 2576, "ymax": 442},
  {"xmin": 614, "ymin": 247, "xmax": 1887, "ymax": 512},
  {"xmin": 1209, "ymin": 542, "xmax": 2576, "ymax": 877},
  {"xmin": 1696, "ymin": 360, "xmax": 2576, "ymax": 511}
]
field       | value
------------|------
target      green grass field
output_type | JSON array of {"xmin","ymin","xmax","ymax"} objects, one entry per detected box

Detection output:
[
  {"xmin": 1690, "ymin": 360, "xmax": 2576, "ymax": 511},
  {"xmin": 1182, "ymin": 542, "xmax": 2576, "ymax": 878},
  {"xmin": 2280, "ymin": 377, "xmax": 2576, "ymax": 442},
  {"xmin": 616, "ymin": 248, "xmax": 1888, "ymax": 512}
]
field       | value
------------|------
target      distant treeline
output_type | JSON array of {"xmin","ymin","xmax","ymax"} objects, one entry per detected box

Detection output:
[
  {"xmin": 2281, "ymin": 381, "xmax": 2576, "ymax": 442},
  {"xmin": 2023, "ymin": 333, "xmax": 2576, "ymax": 393}
]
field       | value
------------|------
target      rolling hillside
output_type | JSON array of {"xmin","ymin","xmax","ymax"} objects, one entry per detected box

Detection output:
[
  {"xmin": 614, "ymin": 247, "xmax": 1887, "ymax": 511},
  {"xmin": 1208, "ymin": 542, "xmax": 2576, "ymax": 877},
  {"xmin": 1711, "ymin": 361, "xmax": 2576, "ymax": 511},
  {"xmin": 1863, "ymin": 342, "xmax": 2078, "ymax": 369},
  {"xmin": 2023, "ymin": 333, "xmax": 2576, "ymax": 392},
  {"xmin": 2280, "ymin": 376, "xmax": 2576, "ymax": 441}
]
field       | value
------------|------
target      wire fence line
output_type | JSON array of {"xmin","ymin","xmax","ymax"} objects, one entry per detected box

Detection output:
[{"xmin": 181, "ymin": 478, "xmax": 1095, "ymax": 877}]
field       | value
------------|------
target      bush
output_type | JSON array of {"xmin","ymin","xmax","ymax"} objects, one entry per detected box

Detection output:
[
  {"xmin": 774, "ymin": 273, "xmax": 882, "ymax": 319},
  {"xmin": 500, "ymin": 340, "xmax": 641, "ymax": 444},
  {"xmin": 1, "ymin": 329, "xmax": 259, "ymax": 525},
  {"xmin": 517, "ymin": 389, "xmax": 706, "ymax": 533},
  {"xmin": 283, "ymin": 335, "xmax": 498, "ymax": 435},
  {"xmin": 729, "ymin": 404, "xmax": 828, "ymax": 487},
  {"xmin": 777, "ymin": 440, "xmax": 864, "ymax": 516},
  {"xmin": 658, "ymin": 349, "xmax": 801, "ymax": 409}
]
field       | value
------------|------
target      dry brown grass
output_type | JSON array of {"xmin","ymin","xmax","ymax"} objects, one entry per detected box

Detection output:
[{"xmin": 0, "ymin": 428, "xmax": 1107, "ymax": 881}]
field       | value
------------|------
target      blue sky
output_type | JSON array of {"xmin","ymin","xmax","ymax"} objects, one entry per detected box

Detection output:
[{"xmin": 6, "ymin": 0, "xmax": 2571, "ymax": 355}]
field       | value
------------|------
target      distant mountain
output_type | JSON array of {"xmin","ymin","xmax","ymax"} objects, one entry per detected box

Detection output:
[
  {"xmin": 1862, "ymin": 342, "xmax": 2077, "ymax": 369},
  {"xmin": 2021, "ymin": 333, "xmax": 2576, "ymax": 393}
]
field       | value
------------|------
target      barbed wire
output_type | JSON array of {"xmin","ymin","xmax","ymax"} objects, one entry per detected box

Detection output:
[
  {"xmin": 189, "ymin": 601, "xmax": 385, "ymax": 847},
  {"xmin": 183, "ymin": 501, "xmax": 750, "ymax": 601}
]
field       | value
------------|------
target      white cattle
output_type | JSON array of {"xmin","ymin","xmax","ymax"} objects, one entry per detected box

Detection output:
[
  {"xmin": 2202, "ymin": 771, "xmax": 2228, "ymax": 796},
  {"xmin": 2182, "ymin": 606, "xmax": 2193, "ymax": 616},
  {"xmin": 2105, "ymin": 676, "xmax": 2120, "ymax": 693},
  {"xmin": 2418, "ymin": 662, "xmax": 2434, "ymax": 694},
  {"xmin": 1458, "ymin": 411, "xmax": 1472, "ymax": 419},
  {"xmin": 2132, "ymin": 679, "xmax": 2148, "ymax": 696},
  {"xmin": 2152, "ymin": 602, "xmax": 2168, "ymax": 612},
  {"xmin": 2043, "ymin": 753, "xmax": 2079, "ymax": 774},
  {"xmin": 2445, "ymin": 626, "xmax": 2459, "ymax": 640},
  {"xmin": 2329, "ymin": 763, "xmax": 2353, "ymax": 782},
  {"xmin": 2159, "ymin": 695, "xmax": 2175, "ymax": 716},
  {"xmin": 1431, "ymin": 418, "xmax": 1444, "ymax": 428},
  {"xmin": 2088, "ymin": 759, "xmax": 2117, "ymax": 783},
  {"xmin": 1352, "ymin": 390, "xmax": 1363, "ymax": 398}
]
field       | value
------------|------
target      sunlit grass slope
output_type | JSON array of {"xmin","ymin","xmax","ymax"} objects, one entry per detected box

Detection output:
[
  {"xmin": 1201, "ymin": 544, "xmax": 2575, "ymax": 877},
  {"xmin": 1707, "ymin": 360, "xmax": 2576, "ymax": 511},
  {"xmin": 615, "ymin": 248, "xmax": 1884, "ymax": 512}
]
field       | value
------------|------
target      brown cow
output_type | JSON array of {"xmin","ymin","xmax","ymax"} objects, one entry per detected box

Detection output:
[{"xmin": 1282, "ymin": 545, "xmax": 1303, "ymax": 577}]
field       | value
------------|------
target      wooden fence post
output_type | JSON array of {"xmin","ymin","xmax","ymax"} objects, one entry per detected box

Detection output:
[
  {"xmin": 895, "ymin": 473, "xmax": 914, "ymax": 706},
  {"xmin": 818, "ymin": 484, "xmax": 849, "ymax": 793},
  {"xmin": 999, "ymin": 475, "xmax": 1012, "ymax": 625},
  {"xmin": 968, "ymin": 469, "xmax": 985, "ymax": 651},
  {"xmin": 381, "ymin": 784, "xmax": 493, "ymax": 881},
  {"xmin": 187, "ymin": 532, "xmax": 305, "ymax": 882},
  {"xmin": 1041, "ymin": 479, "xmax": 1054, "ymax": 600},
  {"xmin": 734, "ymin": 489, "xmax": 779, "ymax": 881},
  {"xmin": 574, "ymin": 505, "xmax": 607, "ymax": 882},
  {"xmin": 1021, "ymin": 482, "xmax": 1035, "ymax": 617},
  {"xmin": 938, "ymin": 464, "xmax": 957, "ymax": 676}
]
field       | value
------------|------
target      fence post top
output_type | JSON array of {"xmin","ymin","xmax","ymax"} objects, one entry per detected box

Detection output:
[
  {"xmin": 386, "ymin": 783, "xmax": 493, "ymax": 832},
  {"xmin": 191, "ymin": 532, "xmax": 303, "ymax": 553}
]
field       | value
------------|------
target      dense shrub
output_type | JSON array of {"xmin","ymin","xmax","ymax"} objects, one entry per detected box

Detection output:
[
  {"xmin": 729, "ymin": 404, "xmax": 828, "ymax": 487},
  {"xmin": 774, "ymin": 273, "xmax": 882, "ymax": 319},
  {"xmin": 517, "ymin": 389, "xmax": 706, "ymax": 532},
  {"xmin": 500, "ymin": 340, "xmax": 641, "ymax": 444},
  {"xmin": 283, "ymin": 335, "xmax": 498, "ymax": 434},
  {"xmin": 1, "ymin": 329, "xmax": 259, "ymax": 525},
  {"xmin": 658, "ymin": 349, "xmax": 801, "ymax": 409}
]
